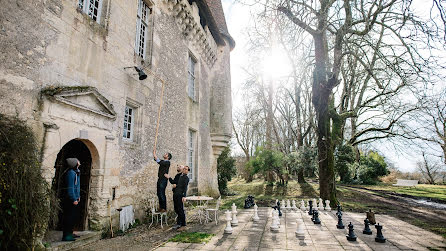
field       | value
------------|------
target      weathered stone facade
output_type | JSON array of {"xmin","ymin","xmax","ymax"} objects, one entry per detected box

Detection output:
[{"xmin": 0, "ymin": 0, "xmax": 233, "ymax": 231}]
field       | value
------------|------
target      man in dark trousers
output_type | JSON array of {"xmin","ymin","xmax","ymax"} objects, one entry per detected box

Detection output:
[
  {"xmin": 173, "ymin": 165, "xmax": 190, "ymax": 230},
  {"xmin": 153, "ymin": 150, "xmax": 172, "ymax": 212},
  {"xmin": 62, "ymin": 158, "xmax": 81, "ymax": 241}
]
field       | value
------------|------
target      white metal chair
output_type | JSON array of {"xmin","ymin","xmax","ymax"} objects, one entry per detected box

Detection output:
[
  {"xmin": 195, "ymin": 199, "xmax": 210, "ymax": 224},
  {"xmin": 148, "ymin": 198, "xmax": 167, "ymax": 228},
  {"xmin": 205, "ymin": 196, "xmax": 221, "ymax": 225}
]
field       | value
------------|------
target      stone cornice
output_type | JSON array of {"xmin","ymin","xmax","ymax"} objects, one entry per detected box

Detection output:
[{"xmin": 163, "ymin": 0, "xmax": 217, "ymax": 66}]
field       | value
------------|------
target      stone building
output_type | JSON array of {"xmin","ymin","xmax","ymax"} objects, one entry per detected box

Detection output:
[{"xmin": 0, "ymin": 0, "xmax": 234, "ymax": 231}]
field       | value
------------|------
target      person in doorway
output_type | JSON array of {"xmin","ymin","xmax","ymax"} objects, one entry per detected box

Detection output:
[
  {"xmin": 153, "ymin": 150, "xmax": 172, "ymax": 212},
  {"xmin": 172, "ymin": 165, "xmax": 190, "ymax": 230},
  {"xmin": 62, "ymin": 158, "xmax": 81, "ymax": 241}
]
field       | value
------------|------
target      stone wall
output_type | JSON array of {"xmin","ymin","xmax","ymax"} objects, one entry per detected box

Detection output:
[{"xmin": 0, "ymin": 0, "xmax": 232, "ymax": 231}]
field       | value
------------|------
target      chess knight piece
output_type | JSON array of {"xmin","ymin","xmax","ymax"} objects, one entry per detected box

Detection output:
[
  {"xmin": 346, "ymin": 222, "xmax": 357, "ymax": 241},
  {"xmin": 375, "ymin": 223, "xmax": 386, "ymax": 243},
  {"xmin": 363, "ymin": 218, "xmax": 372, "ymax": 235}
]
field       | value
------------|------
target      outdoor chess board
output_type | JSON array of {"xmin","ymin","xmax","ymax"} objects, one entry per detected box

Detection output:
[{"xmin": 157, "ymin": 207, "xmax": 445, "ymax": 251}]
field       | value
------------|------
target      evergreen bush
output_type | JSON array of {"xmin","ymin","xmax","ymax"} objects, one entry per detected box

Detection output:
[{"xmin": 217, "ymin": 147, "xmax": 236, "ymax": 195}]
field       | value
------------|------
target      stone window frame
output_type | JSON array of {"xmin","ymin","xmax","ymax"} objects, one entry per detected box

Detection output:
[
  {"xmin": 122, "ymin": 99, "xmax": 143, "ymax": 145},
  {"xmin": 135, "ymin": 0, "xmax": 155, "ymax": 65},
  {"xmin": 187, "ymin": 52, "xmax": 199, "ymax": 102},
  {"xmin": 187, "ymin": 128, "xmax": 197, "ymax": 181},
  {"xmin": 78, "ymin": 0, "xmax": 103, "ymax": 23}
]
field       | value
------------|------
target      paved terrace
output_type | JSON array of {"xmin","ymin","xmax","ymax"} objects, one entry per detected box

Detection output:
[{"xmin": 156, "ymin": 207, "xmax": 445, "ymax": 251}]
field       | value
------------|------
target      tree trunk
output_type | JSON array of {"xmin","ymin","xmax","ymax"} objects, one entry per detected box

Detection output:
[
  {"xmin": 266, "ymin": 78, "xmax": 275, "ymax": 183},
  {"xmin": 297, "ymin": 168, "xmax": 305, "ymax": 183}
]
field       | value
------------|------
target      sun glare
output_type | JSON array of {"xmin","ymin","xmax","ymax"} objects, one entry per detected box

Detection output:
[{"xmin": 261, "ymin": 46, "xmax": 293, "ymax": 80}]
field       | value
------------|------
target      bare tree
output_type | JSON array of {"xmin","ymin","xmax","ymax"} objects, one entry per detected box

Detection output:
[{"xmin": 417, "ymin": 152, "xmax": 443, "ymax": 184}]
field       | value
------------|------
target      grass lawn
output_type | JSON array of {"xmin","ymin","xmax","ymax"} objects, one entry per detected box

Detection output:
[
  {"xmin": 348, "ymin": 183, "xmax": 446, "ymax": 202},
  {"xmin": 169, "ymin": 232, "xmax": 215, "ymax": 243}
]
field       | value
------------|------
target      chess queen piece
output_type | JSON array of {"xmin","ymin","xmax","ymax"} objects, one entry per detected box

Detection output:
[
  {"xmin": 300, "ymin": 200, "xmax": 306, "ymax": 211},
  {"xmin": 270, "ymin": 210, "xmax": 279, "ymax": 232},
  {"xmin": 363, "ymin": 218, "xmax": 372, "ymax": 235},
  {"xmin": 308, "ymin": 200, "xmax": 313, "ymax": 215},
  {"xmin": 336, "ymin": 211, "xmax": 345, "ymax": 229},
  {"xmin": 346, "ymin": 222, "xmax": 357, "ymax": 241},
  {"xmin": 325, "ymin": 200, "xmax": 331, "ymax": 211},
  {"xmin": 313, "ymin": 210, "xmax": 321, "ymax": 224},
  {"xmin": 231, "ymin": 203, "xmax": 238, "ymax": 226},
  {"xmin": 375, "ymin": 223, "xmax": 386, "ymax": 243},
  {"xmin": 295, "ymin": 219, "xmax": 305, "ymax": 239},
  {"xmin": 292, "ymin": 200, "xmax": 298, "ymax": 211},
  {"xmin": 224, "ymin": 210, "xmax": 233, "ymax": 234},
  {"xmin": 253, "ymin": 204, "xmax": 260, "ymax": 222},
  {"xmin": 318, "ymin": 198, "xmax": 324, "ymax": 211}
]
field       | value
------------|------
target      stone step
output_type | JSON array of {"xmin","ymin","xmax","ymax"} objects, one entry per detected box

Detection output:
[{"xmin": 46, "ymin": 231, "xmax": 101, "ymax": 251}]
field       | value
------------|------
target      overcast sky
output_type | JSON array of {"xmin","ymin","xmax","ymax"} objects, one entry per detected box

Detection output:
[{"xmin": 220, "ymin": 0, "xmax": 443, "ymax": 172}]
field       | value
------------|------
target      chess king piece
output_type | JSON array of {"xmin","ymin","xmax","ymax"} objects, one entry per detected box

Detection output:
[
  {"xmin": 231, "ymin": 203, "xmax": 238, "ymax": 226},
  {"xmin": 253, "ymin": 204, "xmax": 260, "ymax": 222},
  {"xmin": 300, "ymin": 200, "xmax": 306, "ymax": 211},
  {"xmin": 363, "ymin": 218, "xmax": 372, "ymax": 235},
  {"xmin": 308, "ymin": 200, "xmax": 313, "ymax": 215},
  {"xmin": 336, "ymin": 211, "xmax": 345, "ymax": 229},
  {"xmin": 224, "ymin": 210, "xmax": 233, "ymax": 234},
  {"xmin": 375, "ymin": 223, "xmax": 386, "ymax": 243},
  {"xmin": 346, "ymin": 222, "xmax": 357, "ymax": 241},
  {"xmin": 270, "ymin": 210, "xmax": 279, "ymax": 232},
  {"xmin": 318, "ymin": 198, "xmax": 324, "ymax": 211},
  {"xmin": 367, "ymin": 209, "xmax": 376, "ymax": 225},
  {"xmin": 313, "ymin": 210, "xmax": 321, "ymax": 224},
  {"xmin": 295, "ymin": 219, "xmax": 305, "ymax": 239},
  {"xmin": 325, "ymin": 200, "xmax": 331, "ymax": 211},
  {"xmin": 292, "ymin": 200, "xmax": 298, "ymax": 211}
]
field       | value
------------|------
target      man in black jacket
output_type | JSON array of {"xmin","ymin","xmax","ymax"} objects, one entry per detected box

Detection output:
[
  {"xmin": 165, "ymin": 165, "xmax": 183, "ymax": 193},
  {"xmin": 153, "ymin": 150, "xmax": 172, "ymax": 212},
  {"xmin": 171, "ymin": 165, "xmax": 189, "ymax": 230}
]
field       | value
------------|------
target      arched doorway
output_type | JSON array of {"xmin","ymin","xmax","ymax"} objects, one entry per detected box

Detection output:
[{"xmin": 52, "ymin": 139, "xmax": 92, "ymax": 231}]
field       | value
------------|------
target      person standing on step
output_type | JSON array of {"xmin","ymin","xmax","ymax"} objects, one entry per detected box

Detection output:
[
  {"xmin": 173, "ymin": 166, "xmax": 190, "ymax": 231},
  {"xmin": 153, "ymin": 150, "xmax": 172, "ymax": 212},
  {"xmin": 62, "ymin": 158, "xmax": 81, "ymax": 241}
]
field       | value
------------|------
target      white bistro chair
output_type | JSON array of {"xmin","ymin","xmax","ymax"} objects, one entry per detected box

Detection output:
[
  {"xmin": 205, "ymin": 196, "xmax": 221, "ymax": 225},
  {"xmin": 148, "ymin": 198, "xmax": 167, "ymax": 228}
]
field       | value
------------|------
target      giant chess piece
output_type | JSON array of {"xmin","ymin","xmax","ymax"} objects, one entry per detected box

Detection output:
[
  {"xmin": 292, "ymin": 200, "xmax": 298, "ymax": 211},
  {"xmin": 367, "ymin": 209, "xmax": 376, "ymax": 225},
  {"xmin": 231, "ymin": 203, "xmax": 238, "ymax": 226},
  {"xmin": 295, "ymin": 219, "xmax": 305, "ymax": 239},
  {"xmin": 346, "ymin": 222, "xmax": 357, "ymax": 241},
  {"xmin": 300, "ymin": 200, "xmax": 306, "ymax": 211},
  {"xmin": 311, "ymin": 210, "xmax": 316, "ymax": 222},
  {"xmin": 336, "ymin": 211, "xmax": 345, "ymax": 229},
  {"xmin": 277, "ymin": 200, "xmax": 282, "ymax": 217},
  {"xmin": 281, "ymin": 200, "xmax": 286, "ymax": 211},
  {"xmin": 308, "ymin": 200, "xmax": 314, "ymax": 215},
  {"xmin": 318, "ymin": 198, "xmax": 324, "ymax": 211},
  {"xmin": 375, "ymin": 223, "xmax": 386, "ymax": 243},
  {"xmin": 313, "ymin": 210, "xmax": 321, "ymax": 224},
  {"xmin": 336, "ymin": 204, "xmax": 342, "ymax": 215},
  {"xmin": 253, "ymin": 204, "xmax": 260, "ymax": 222},
  {"xmin": 286, "ymin": 199, "xmax": 291, "ymax": 211},
  {"xmin": 363, "ymin": 218, "xmax": 372, "ymax": 235},
  {"xmin": 275, "ymin": 207, "xmax": 281, "ymax": 226},
  {"xmin": 224, "ymin": 210, "xmax": 233, "ymax": 234},
  {"xmin": 312, "ymin": 198, "xmax": 317, "ymax": 211},
  {"xmin": 270, "ymin": 210, "xmax": 279, "ymax": 232},
  {"xmin": 325, "ymin": 200, "xmax": 331, "ymax": 211}
]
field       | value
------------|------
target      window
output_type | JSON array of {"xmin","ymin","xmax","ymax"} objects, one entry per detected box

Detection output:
[
  {"xmin": 188, "ymin": 54, "xmax": 196, "ymax": 100},
  {"xmin": 78, "ymin": 0, "xmax": 102, "ymax": 23},
  {"xmin": 188, "ymin": 129, "xmax": 196, "ymax": 180},
  {"xmin": 123, "ymin": 106, "xmax": 134, "ymax": 140},
  {"xmin": 135, "ymin": 0, "xmax": 151, "ymax": 59}
]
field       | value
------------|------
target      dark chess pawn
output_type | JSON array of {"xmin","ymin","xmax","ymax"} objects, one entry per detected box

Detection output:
[
  {"xmin": 336, "ymin": 204, "xmax": 342, "ymax": 215},
  {"xmin": 313, "ymin": 210, "xmax": 321, "ymax": 224},
  {"xmin": 363, "ymin": 218, "xmax": 372, "ymax": 235},
  {"xmin": 308, "ymin": 200, "xmax": 313, "ymax": 215},
  {"xmin": 336, "ymin": 211, "xmax": 345, "ymax": 229},
  {"xmin": 346, "ymin": 222, "xmax": 357, "ymax": 241},
  {"xmin": 375, "ymin": 223, "xmax": 386, "ymax": 243}
]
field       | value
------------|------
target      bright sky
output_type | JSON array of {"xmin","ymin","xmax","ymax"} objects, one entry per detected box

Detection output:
[{"xmin": 221, "ymin": 0, "xmax": 441, "ymax": 172}]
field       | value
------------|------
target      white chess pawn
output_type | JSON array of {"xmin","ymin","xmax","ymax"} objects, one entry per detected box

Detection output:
[
  {"xmin": 231, "ymin": 203, "xmax": 238, "ymax": 226},
  {"xmin": 292, "ymin": 200, "xmax": 298, "ymax": 210},
  {"xmin": 318, "ymin": 198, "xmax": 324, "ymax": 211},
  {"xmin": 270, "ymin": 210, "xmax": 279, "ymax": 232},
  {"xmin": 281, "ymin": 200, "xmax": 286, "ymax": 209},
  {"xmin": 253, "ymin": 204, "xmax": 260, "ymax": 222},
  {"xmin": 224, "ymin": 210, "xmax": 233, "ymax": 234},
  {"xmin": 300, "ymin": 200, "xmax": 306, "ymax": 211},
  {"xmin": 286, "ymin": 199, "xmax": 291, "ymax": 210},
  {"xmin": 295, "ymin": 218, "xmax": 305, "ymax": 239},
  {"xmin": 325, "ymin": 200, "xmax": 331, "ymax": 211}
]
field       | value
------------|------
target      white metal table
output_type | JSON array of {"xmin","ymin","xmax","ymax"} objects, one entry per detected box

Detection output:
[{"xmin": 185, "ymin": 196, "xmax": 213, "ymax": 224}]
